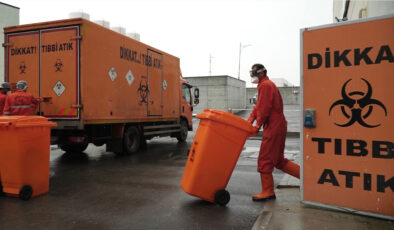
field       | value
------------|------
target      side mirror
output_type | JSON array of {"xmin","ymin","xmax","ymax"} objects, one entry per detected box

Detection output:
[
  {"xmin": 194, "ymin": 88, "xmax": 199, "ymax": 99},
  {"xmin": 194, "ymin": 98, "xmax": 199, "ymax": 105}
]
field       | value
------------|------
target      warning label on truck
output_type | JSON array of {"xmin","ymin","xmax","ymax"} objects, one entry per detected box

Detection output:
[
  {"xmin": 120, "ymin": 46, "xmax": 162, "ymax": 69},
  {"xmin": 10, "ymin": 43, "xmax": 73, "ymax": 56},
  {"xmin": 108, "ymin": 67, "xmax": 117, "ymax": 82},
  {"xmin": 53, "ymin": 80, "xmax": 66, "ymax": 97}
]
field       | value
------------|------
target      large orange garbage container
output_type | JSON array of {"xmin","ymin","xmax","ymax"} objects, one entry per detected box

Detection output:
[
  {"xmin": 180, "ymin": 109, "xmax": 255, "ymax": 205},
  {"xmin": 0, "ymin": 116, "xmax": 56, "ymax": 200}
]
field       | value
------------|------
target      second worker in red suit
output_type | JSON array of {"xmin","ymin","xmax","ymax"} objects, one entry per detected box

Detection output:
[
  {"xmin": 3, "ymin": 80, "xmax": 41, "ymax": 115},
  {"xmin": 0, "ymin": 82, "xmax": 11, "ymax": 115},
  {"xmin": 247, "ymin": 63, "xmax": 300, "ymax": 201}
]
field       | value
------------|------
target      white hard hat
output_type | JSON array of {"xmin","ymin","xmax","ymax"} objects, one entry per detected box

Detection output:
[
  {"xmin": 0, "ymin": 82, "xmax": 11, "ymax": 89},
  {"xmin": 16, "ymin": 80, "xmax": 28, "ymax": 91}
]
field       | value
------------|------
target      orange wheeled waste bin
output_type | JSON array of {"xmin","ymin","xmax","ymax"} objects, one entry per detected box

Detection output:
[
  {"xmin": 180, "ymin": 109, "xmax": 255, "ymax": 205},
  {"xmin": 0, "ymin": 116, "xmax": 56, "ymax": 200}
]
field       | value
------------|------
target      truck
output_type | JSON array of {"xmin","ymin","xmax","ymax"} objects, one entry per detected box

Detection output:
[{"xmin": 3, "ymin": 18, "xmax": 199, "ymax": 154}]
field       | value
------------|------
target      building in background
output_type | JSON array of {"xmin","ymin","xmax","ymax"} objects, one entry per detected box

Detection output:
[
  {"xmin": 246, "ymin": 86, "xmax": 300, "ymax": 106},
  {"xmin": 0, "ymin": 2, "xmax": 19, "ymax": 81},
  {"xmin": 184, "ymin": 75, "xmax": 246, "ymax": 114},
  {"xmin": 334, "ymin": 0, "xmax": 394, "ymax": 22},
  {"xmin": 270, "ymin": 77, "xmax": 294, "ymax": 87}
]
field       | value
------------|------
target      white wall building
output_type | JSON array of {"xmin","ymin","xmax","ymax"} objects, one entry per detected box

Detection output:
[
  {"xmin": 184, "ymin": 75, "xmax": 246, "ymax": 114},
  {"xmin": 334, "ymin": 0, "xmax": 394, "ymax": 22},
  {"xmin": 0, "ymin": 2, "xmax": 19, "ymax": 81},
  {"xmin": 270, "ymin": 78, "xmax": 293, "ymax": 87}
]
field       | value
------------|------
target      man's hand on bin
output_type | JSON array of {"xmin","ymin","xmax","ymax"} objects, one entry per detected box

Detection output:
[{"xmin": 250, "ymin": 125, "xmax": 260, "ymax": 136}]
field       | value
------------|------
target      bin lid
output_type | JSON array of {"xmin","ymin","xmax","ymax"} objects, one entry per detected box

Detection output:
[
  {"xmin": 0, "ymin": 116, "xmax": 56, "ymax": 128},
  {"xmin": 196, "ymin": 109, "xmax": 255, "ymax": 133}
]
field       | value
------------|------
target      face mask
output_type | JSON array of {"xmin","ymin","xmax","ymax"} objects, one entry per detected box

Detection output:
[{"xmin": 251, "ymin": 76, "xmax": 259, "ymax": 84}]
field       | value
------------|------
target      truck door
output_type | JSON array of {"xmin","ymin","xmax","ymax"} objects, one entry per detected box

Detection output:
[
  {"xmin": 40, "ymin": 27, "xmax": 80, "ymax": 119},
  {"xmin": 5, "ymin": 31, "xmax": 40, "ymax": 97},
  {"xmin": 147, "ymin": 49, "xmax": 163, "ymax": 116}
]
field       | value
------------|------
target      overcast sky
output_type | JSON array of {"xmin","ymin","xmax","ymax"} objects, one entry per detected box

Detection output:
[{"xmin": 4, "ymin": 0, "xmax": 333, "ymax": 86}]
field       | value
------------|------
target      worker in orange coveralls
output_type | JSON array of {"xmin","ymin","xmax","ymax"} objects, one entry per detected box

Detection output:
[
  {"xmin": 0, "ymin": 82, "xmax": 11, "ymax": 115},
  {"xmin": 3, "ymin": 80, "xmax": 41, "ymax": 115},
  {"xmin": 247, "ymin": 63, "xmax": 300, "ymax": 201}
]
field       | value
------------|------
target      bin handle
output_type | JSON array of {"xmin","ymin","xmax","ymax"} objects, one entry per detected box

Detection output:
[
  {"xmin": 197, "ymin": 109, "xmax": 226, "ymax": 119},
  {"xmin": 13, "ymin": 116, "xmax": 44, "ymax": 122},
  {"xmin": 0, "ymin": 121, "xmax": 12, "ymax": 127},
  {"xmin": 14, "ymin": 122, "xmax": 57, "ymax": 128}
]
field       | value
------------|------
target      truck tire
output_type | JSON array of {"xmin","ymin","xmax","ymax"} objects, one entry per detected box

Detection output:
[
  {"xmin": 59, "ymin": 142, "xmax": 89, "ymax": 153},
  {"xmin": 0, "ymin": 182, "xmax": 4, "ymax": 196},
  {"xmin": 177, "ymin": 120, "xmax": 188, "ymax": 142},
  {"xmin": 140, "ymin": 136, "xmax": 147, "ymax": 150},
  {"xmin": 123, "ymin": 126, "xmax": 141, "ymax": 154},
  {"xmin": 92, "ymin": 140, "xmax": 105, "ymax": 147}
]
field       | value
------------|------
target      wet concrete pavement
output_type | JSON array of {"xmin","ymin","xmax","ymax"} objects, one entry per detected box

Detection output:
[
  {"xmin": 251, "ymin": 187, "xmax": 394, "ymax": 230},
  {"xmin": 1, "ymin": 105, "xmax": 392, "ymax": 229},
  {"xmin": 0, "ymin": 115, "xmax": 276, "ymax": 229}
]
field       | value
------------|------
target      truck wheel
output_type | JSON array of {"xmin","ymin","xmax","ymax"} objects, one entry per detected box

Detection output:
[
  {"xmin": 0, "ymin": 181, "xmax": 4, "ymax": 196},
  {"xmin": 59, "ymin": 142, "xmax": 89, "ymax": 153},
  {"xmin": 177, "ymin": 120, "xmax": 188, "ymax": 142},
  {"xmin": 140, "ymin": 136, "xmax": 147, "ymax": 150},
  {"xmin": 92, "ymin": 140, "xmax": 105, "ymax": 147},
  {"xmin": 123, "ymin": 126, "xmax": 141, "ymax": 154},
  {"xmin": 19, "ymin": 185, "xmax": 33, "ymax": 201},
  {"xmin": 214, "ymin": 189, "xmax": 230, "ymax": 206}
]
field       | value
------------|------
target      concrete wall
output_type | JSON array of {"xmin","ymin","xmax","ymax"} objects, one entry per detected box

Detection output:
[
  {"xmin": 227, "ymin": 76, "xmax": 246, "ymax": 112},
  {"xmin": 279, "ymin": 87, "xmax": 300, "ymax": 105},
  {"xmin": 246, "ymin": 86, "xmax": 300, "ymax": 106},
  {"xmin": 184, "ymin": 75, "xmax": 246, "ymax": 114},
  {"xmin": 334, "ymin": 0, "xmax": 394, "ymax": 22},
  {"xmin": 0, "ymin": 3, "xmax": 19, "ymax": 81}
]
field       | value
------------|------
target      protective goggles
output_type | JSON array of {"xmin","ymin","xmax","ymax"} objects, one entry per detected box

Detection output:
[{"xmin": 250, "ymin": 68, "xmax": 265, "ymax": 77}]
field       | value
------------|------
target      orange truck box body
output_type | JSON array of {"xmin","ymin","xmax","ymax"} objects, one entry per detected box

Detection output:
[{"xmin": 4, "ymin": 18, "xmax": 182, "ymax": 125}]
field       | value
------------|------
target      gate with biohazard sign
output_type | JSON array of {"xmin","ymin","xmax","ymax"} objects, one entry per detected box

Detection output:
[
  {"xmin": 5, "ymin": 26, "xmax": 80, "ymax": 119},
  {"xmin": 301, "ymin": 15, "xmax": 394, "ymax": 220}
]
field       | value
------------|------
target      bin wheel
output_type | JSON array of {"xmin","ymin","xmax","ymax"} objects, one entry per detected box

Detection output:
[
  {"xmin": 214, "ymin": 189, "xmax": 230, "ymax": 206},
  {"xmin": 176, "ymin": 120, "xmax": 188, "ymax": 142},
  {"xmin": 123, "ymin": 126, "xmax": 141, "ymax": 154},
  {"xmin": 19, "ymin": 185, "xmax": 33, "ymax": 201}
]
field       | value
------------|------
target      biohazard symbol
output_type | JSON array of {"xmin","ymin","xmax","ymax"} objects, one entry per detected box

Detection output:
[
  {"xmin": 329, "ymin": 78, "xmax": 387, "ymax": 128},
  {"xmin": 137, "ymin": 80, "xmax": 149, "ymax": 105},
  {"xmin": 19, "ymin": 61, "xmax": 27, "ymax": 74},
  {"xmin": 55, "ymin": 59, "xmax": 63, "ymax": 72}
]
